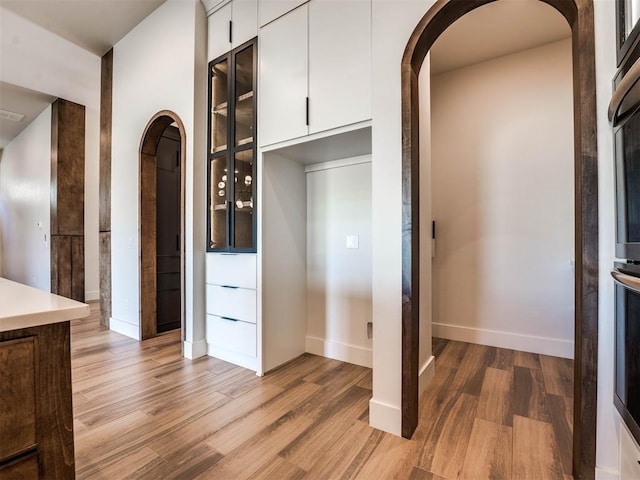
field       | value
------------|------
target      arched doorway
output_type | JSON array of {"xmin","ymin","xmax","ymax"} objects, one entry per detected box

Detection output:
[
  {"xmin": 401, "ymin": 1, "xmax": 598, "ymax": 478},
  {"xmin": 139, "ymin": 111, "xmax": 186, "ymax": 342}
]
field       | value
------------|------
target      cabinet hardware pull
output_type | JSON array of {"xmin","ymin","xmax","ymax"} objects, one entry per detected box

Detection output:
[
  {"xmin": 221, "ymin": 316, "xmax": 238, "ymax": 322},
  {"xmin": 220, "ymin": 285, "xmax": 239, "ymax": 289},
  {"xmin": 306, "ymin": 97, "xmax": 309, "ymax": 126},
  {"xmin": 229, "ymin": 20, "xmax": 232, "ymax": 43}
]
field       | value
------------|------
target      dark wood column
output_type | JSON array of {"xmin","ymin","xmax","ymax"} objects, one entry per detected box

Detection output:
[
  {"xmin": 51, "ymin": 98, "xmax": 85, "ymax": 302},
  {"xmin": 100, "ymin": 49, "xmax": 113, "ymax": 327}
]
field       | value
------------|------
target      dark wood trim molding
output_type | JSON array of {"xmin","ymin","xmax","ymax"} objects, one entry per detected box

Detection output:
[
  {"xmin": 99, "ymin": 48, "xmax": 113, "ymax": 328},
  {"xmin": 139, "ymin": 111, "xmax": 186, "ymax": 342},
  {"xmin": 400, "ymin": 1, "xmax": 598, "ymax": 479},
  {"xmin": 51, "ymin": 98, "xmax": 85, "ymax": 302}
]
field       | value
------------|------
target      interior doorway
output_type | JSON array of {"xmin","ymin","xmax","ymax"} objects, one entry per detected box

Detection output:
[
  {"xmin": 401, "ymin": 1, "xmax": 598, "ymax": 479},
  {"xmin": 155, "ymin": 125, "xmax": 182, "ymax": 333},
  {"xmin": 139, "ymin": 111, "xmax": 186, "ymax": 341}
]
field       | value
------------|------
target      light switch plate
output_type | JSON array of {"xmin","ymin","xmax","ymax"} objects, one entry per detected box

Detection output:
[{"xmin": 346, "ymin": 235, "xmax": 359, "ymax": 249}]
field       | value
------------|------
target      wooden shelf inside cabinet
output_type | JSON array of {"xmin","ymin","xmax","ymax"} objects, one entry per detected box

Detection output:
[
  {"xmin": 212, "ymin": 144, "xmax": 228, "ymax": 153},
  {"xmin": 213, "ymin": 102, "xmax": 228, "ymax": 117},
  {"xmin": 237, "ymin": 136, "xmax": 253, "ymax": 147}
]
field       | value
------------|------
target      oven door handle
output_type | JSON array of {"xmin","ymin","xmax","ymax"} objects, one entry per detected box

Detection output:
[
  {"xmin": 611, "ymin": 268, "xmax": 640, "ymax": 294},
  {"xmin": 609, "ymin": 56, "xmax": 640, "ymax": 126}
]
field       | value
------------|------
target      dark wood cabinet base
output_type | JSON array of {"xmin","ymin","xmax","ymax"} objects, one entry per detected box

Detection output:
[{"xmin": 0, "ymin": 322, "xmax": 75, "ymax": 479}]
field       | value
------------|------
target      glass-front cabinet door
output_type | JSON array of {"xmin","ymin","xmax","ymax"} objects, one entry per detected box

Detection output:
[{"xmin": 207, "ymin": 38, "xmax": 256, "ymax": 252}]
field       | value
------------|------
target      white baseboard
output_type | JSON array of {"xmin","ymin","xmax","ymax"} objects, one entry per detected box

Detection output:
[
  {"xmin": 369, "ymin": 398, "xmax": 401, "ymax": 436},
  {"xmin": 596, "ymin": 467, "xmax": 619, "ymax": 480},
  {"xmin": 419, "ymin": 355, "xmax": 435, "ymax": 400},
  {"xmin": 183, "ymin": 339, "xmax": 207, "ymax": 359},
  {"xmin": 85, "ymin": 290, "xmax": 99, "ymax": 302},
  {"xmin": 109, "ymin": 317, "xmax": 140, "ymax": 340},
  {"xmin": 305, "ymin": 336, "xmax": 372, "ymax": 368},
  {"xmin": 432, "ymin": 322, "xmax": 574, "ymax": 359}
]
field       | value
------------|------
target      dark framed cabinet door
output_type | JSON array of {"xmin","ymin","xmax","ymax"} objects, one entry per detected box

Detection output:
[{"xmin": 207, "ymin": 38, "xmax": 257, "ymax": 253}]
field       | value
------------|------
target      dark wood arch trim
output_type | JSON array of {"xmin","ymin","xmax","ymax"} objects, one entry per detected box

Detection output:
[
  {"xmin": 139, "ymin": 111, "xmax": 186, "ymax": 343},
  {"xmin": 401, "ymin": 1, "xmax": 598, "ymax": 478}
]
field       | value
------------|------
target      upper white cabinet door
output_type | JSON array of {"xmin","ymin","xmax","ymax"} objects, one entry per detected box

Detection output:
[
  {"xmin": 259, "ymin": 0, "xmax": 307, "ymax": 26},
  {"xmin": 308, "ymin": 0, "xmax": 371, "ymax": 134},
  {"xmin": 232, "ymin": 0, "xmax": 258, "ymax": 49},
  {"xmin": 202, "ymin": 0, "xmax": 228, "ymax": 15},
  {"xmin": 208, "ymin": 3, "xmax": 232, "ymax": 61},
  {"xmin": 259, "ymin": 4, "xmax": 309, "ymax": 146}
]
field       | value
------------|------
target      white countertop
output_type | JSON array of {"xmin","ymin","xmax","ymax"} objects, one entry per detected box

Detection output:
[{"xmin": 0, "ymin": 277, "xmax": 90, "ymax": 333}]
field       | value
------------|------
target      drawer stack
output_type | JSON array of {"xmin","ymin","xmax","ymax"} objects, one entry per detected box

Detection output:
[{"xmin": 205, "ymin": 254, "xmax": 257, "ymax": 371}]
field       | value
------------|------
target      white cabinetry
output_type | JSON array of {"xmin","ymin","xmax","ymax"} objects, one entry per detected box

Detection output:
[
  {"xmin": 259, "ymin": 3, "xmax": 309, "ymax": 146},
  {"xmin": 207, "ymin": 0, "xmax": 258, "ymax": 62},
  {"xmin": 205, "ymin": 253, "xmax": 257, "ymax": 370},
  {"xmin": 308, "ymin": 0, "xmax": 371, "ymax": 134},
  {"xmin": 258, "ymin": 0, "xmax": 371, "ymax": 147},
  {"xmin": 621, "ymin": 422, "xmax": 640, "ymax": 479},
  {"xmin": 259, "ymin": 0, "xmax": 307, "ymax": 26}
]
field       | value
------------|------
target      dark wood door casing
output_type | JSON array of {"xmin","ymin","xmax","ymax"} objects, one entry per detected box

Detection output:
[{"xmin": 400, "ymin": 1, "xmax": 598, "ymax": 479}]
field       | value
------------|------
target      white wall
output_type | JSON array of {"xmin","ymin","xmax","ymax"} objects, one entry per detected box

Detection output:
[
  {"xmin": 594, "ymin": 1, "xmax": 620, "ymax": 478},
  {"xmin": 0, "ymin": 7, "xmax": 101, "ymax": 300},
  {"xmin": 370, "ymin": 0, "xmax": 432, "ymax": 436},
  {"xmin": 0, "ymin": 106, "xmax": 51, "ymax": 290},
  {"xmin": 110, "ymin": 0, "xmax": 207, "ymax": 352},
  {"xmin": 429, "ymin": 38, "xmax": 575, "ymax": 358},
  {"xmin": 306, "ymin": 158, "xmax": 373, "ymax": 367}
]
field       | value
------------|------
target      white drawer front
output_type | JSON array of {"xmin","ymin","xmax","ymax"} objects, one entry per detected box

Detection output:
[
  {"xmin": 206, "ymin": 314, "xmax": 256, "ymax": 357},
  {"xmin": 206, "ymin": 285, "xmax": 256, "ymax": 323},
  {"xmin": 206, "ymin": 253, "xmax": 257, "ymax": 289}
]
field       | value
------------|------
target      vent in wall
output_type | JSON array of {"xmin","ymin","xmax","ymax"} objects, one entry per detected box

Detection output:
[{"xmin": 0, "ymin": 109, "xmax": 25, "ymax": 122}]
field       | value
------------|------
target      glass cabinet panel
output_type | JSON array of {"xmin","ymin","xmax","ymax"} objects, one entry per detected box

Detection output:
[
  {"xmin": 207, "ymin": 38, "xmax": 256, "ymax": 253},
  {"xmin": 209, "ymin": 155, "xmax": 228, "ymax": 249},
  {"xmin": 234, "ymin": 149, "xmax": 254, "ymax": 249},
  {"xmin": 211, "ymin": 59, "xmax": 228, "ymax": 154},
  {"xmin": 234, "ymin": 44, "xmax": 254, "ymax": 148}
]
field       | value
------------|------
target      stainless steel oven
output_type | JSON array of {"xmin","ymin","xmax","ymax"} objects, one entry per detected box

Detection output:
[
  {"xmin": 611, "ymin": 57, "xmax": 640, "ymax": 260},
  {"xmin": 612, "ymin": 262, "xmax": 640, "ymax": 444},
  {"xmin": 611, "ymin": 3, "xmax": 640, "ymax": 445}
]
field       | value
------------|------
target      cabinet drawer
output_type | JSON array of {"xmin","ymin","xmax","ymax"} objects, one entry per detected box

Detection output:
[
  {"xmin": 206, "ymin": 314, "xmax": 256, "ymax": 356},
  {"xmin": 206, "ymin": 285, "xmax": 256, "ymax": 323},
  {"xmin": 0, "ymin": 453, "xmax": 39, "ymax": 480},
  {"xmin": 0, "ymin": 337, "xmax": 37, "ymax": 461},
  {"xmin": 206, "ymin": 253, "xmax": 257, "ymax": 288}
]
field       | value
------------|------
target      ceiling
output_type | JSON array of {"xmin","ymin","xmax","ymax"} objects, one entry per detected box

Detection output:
[
  {"xmin": 0, "ymin": 82, "xmax": 56, "ymax": 149},
  {"xmin": 0, "ymin": 0, "xmax": 167, "ymax": 148},
  {"xmin": 1, "ymin": 0, "xmax": 166, "ymax": 56},
  {"xmin": 430, "ymin": 0, "xmax": 571, "ymax": 76}
]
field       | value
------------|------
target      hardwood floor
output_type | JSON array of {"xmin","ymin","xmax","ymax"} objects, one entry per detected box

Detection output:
[{"xmin": 71, "ymin": 305, "xmax": 573, "ymax": 479}]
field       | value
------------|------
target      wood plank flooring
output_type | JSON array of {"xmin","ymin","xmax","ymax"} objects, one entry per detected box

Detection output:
[{"xmin": 71, "ymin": 305, "xmax": 574, "ymax": 479}]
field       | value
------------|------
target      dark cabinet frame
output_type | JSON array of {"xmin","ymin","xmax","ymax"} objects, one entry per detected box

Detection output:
[
  {"xmin": 617, "ymin": 0, "xmax": 640, "ymax": 67},
  {"xmin": 207, "ymin": 37, "xmax": 257, "ymax": 253}
]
